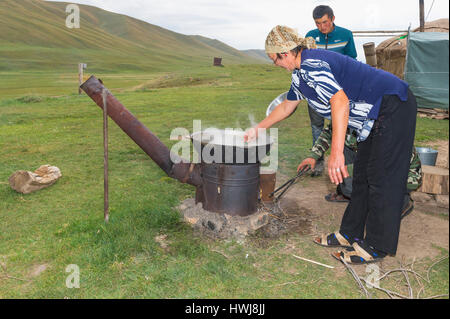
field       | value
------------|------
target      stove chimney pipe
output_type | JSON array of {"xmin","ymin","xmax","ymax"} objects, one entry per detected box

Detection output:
[{"xmin": 80, "ymin": 75, "xmax": 201, "ymax": 187}]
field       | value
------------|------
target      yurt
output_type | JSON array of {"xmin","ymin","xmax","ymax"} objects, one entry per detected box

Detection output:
[
  {"xmin": 376, "ymin": 18, "xmax": 449, "ymax": 79},
  {"xmin": 376, "ymin": 19, "xmax": 449, "ymax": 112}
]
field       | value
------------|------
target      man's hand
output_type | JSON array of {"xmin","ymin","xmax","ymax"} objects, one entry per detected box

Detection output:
[{"xmin": 297, "ymin": 157, "xmax": 316, "ymax": 172}]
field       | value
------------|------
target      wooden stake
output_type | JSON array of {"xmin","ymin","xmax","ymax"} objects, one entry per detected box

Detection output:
[
  {"xmin": 292, "ymin": 254, "xmax": 334, "ymax": 269},
  {"xmin": 419, "ymin": 0, "xmax": 425, "ymax": 32},
  {"xmin": 78, "ymin": 63, "xmax": 83, "ymax": 94},
  {"xmin": 102, "ymin": 88, "xmax": 109, "ymax": 223},
  {"xmin": 363, "ymin": 42, "xmax": 377, "ymax": 67}
]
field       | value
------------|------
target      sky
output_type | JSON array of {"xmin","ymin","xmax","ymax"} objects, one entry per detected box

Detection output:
[{"xmin": 49, "ymin": 0, "xmax": 449, "ymax": 61}]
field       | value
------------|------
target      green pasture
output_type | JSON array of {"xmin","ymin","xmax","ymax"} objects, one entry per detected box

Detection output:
[{"xmin": 0, "ymin": 65, "xmax": 448, "ymax": 298}]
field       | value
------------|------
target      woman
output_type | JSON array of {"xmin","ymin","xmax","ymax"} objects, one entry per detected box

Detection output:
[{"xmin": 245, "ymin": 26, "xmax": 417, "ymax": 264}]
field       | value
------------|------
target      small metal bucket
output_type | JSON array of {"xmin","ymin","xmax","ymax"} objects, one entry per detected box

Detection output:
[{"xmin": 416, "ymin": 147, "xmax": 438, "ymax": 166}]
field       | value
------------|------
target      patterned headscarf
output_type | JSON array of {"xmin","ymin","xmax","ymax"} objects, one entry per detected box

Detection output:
[{"xmin": 265, "ymin": 25, "xmax": 317, "ymax": 54}]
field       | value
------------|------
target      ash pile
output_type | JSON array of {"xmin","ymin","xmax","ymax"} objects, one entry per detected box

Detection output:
[
  {"xmin": 178, "ymin": 198, "xmax": 313, "ymax": 242},
  {"xmin": 178, "ymin": 198, "xmax": 270, "ymax": 242}
]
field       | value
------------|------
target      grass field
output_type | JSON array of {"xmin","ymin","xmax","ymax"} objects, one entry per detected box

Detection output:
[{"xmin": 0, "ymin": 63, "xmax": 448, "ymax": 299}]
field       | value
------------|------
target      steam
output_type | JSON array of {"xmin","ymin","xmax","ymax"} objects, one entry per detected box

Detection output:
[{"xmin": 248, "ymin": 113, "xmax": 258, "ymax": 128}]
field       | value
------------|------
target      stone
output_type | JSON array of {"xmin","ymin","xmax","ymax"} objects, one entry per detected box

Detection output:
[
  {"xmin": 410, "ymin": 191, "xmax": 434, "ymax": 203},
  {"xmin": 8, "ymin": 165, "xmax": 62, "ymax": 194},
  {"xmin": 183, "ymin": 216, "xmax": 199, "ymax": 225},
  {"xmin": 154, "ymin": 234, "xmax": 170, "ymax": 249},
  {"xmin": 435, "ymin": 194, "xmax": 449, "ymax": 208}
]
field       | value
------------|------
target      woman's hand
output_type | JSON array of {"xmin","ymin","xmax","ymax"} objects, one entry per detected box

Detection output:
[
  {"xmin": 327, "ymin": 152, "xmax": 348, "ymax": 185},
  {"xmin": 244, "ymin": 127, "xmax": 257, "ymax": 142},
  {"xmin": 297, "ymin": 157, "xmax": 316, "ymax": 172},
  {"xmin": 244, "ymin": 99, "xmax": 300, "ymax": 142}
]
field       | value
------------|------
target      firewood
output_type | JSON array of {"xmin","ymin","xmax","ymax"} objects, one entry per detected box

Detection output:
[
  {"xmin": 8, "ymin": 165, "xmax": 61, "ymax": 194},
  {"xmin": 417, "ymin": 165, "xmax": 449, "ymax": 195}
]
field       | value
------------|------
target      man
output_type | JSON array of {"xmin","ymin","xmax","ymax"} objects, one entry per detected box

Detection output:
[
  {"xmin": 297, "ymin": 124, "xmax": 422, "ymax": 219},
  {"xmin": 305, "ymin": 5, "xmax": 357, "ymax": 176},
  {"xmin": 306, "ymin": 5, "xmax": 357, "ymax": 58}
]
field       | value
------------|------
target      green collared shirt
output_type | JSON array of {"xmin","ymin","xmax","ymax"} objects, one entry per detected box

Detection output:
[{"xmin": 306, "ymin": 24, "xmax": 357, "ymax": 59}]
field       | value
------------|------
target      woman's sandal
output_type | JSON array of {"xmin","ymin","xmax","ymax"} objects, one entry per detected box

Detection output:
[
  {"xmin": 331, "ymin": 241, "xmax": 386, "ymax": 265},
  {"xmin": 325, "ymin": 192, "xmax": 350, "ymax": 203},
  {"xmin": 313, "ymin": 232, "xmax": 353, "ymax": 249}
]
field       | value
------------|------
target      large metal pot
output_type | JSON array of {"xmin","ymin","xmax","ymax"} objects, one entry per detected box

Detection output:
[
  {"xmin": 190, "ymin": 129, "xmax": 273, "ymax": 164},
  {"xmin": 266, "ymin": 91, "xmax": 297, "ymax": 118},
  {"xmin": 266, "ymin": 91, "xmax": 288, "ymax": 116}
]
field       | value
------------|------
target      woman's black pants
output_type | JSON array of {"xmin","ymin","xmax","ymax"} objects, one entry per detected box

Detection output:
[{"xmin": 339, "ymin": 89, "xmax": 417, "ymax": 255}]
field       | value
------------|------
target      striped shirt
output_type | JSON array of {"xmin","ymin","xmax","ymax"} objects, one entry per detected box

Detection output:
[{"xmin": 287, "ymin": 49, "xmax": 409, "ymax": 142}]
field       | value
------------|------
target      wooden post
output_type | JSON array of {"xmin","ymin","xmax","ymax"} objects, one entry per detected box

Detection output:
[
  {"xmin": 78, "ymin": 63, "xmax": 83, "ymax": 94},
  {"xmin": 419, "ymin": 0, "xmax": 425, "ymax": 32},
  {"xmin": 78, "ymin": 63, "xmax": 87, "ymax": 94},
  {"xmin": 363, "ymin": 42, "xmax": 377, "ymax": 67},
  {"xmin": 102, "ymin": 88, "xmax": 109, "ymax": 223}
]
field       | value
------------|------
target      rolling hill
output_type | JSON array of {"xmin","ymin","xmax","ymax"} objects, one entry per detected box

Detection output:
[
  {"xmin": 0, "ymin": 0, "xmax": 266, "ymax": 72},
  {"xmin": 241, "ymin": 49, "xmax": 271, "ymax": 62}
]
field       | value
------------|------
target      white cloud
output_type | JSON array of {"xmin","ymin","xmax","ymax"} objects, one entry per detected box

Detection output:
[{"xmin": 49, "ymin": 0, "xmax": 449, "ymax": 55}]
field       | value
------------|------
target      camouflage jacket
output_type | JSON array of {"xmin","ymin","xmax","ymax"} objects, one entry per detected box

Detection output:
[{"xmin": 309, "ymin": 124, "xmax": 423, "ymax": 190}]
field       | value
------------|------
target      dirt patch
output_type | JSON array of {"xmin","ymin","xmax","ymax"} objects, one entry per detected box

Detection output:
[
  {"xmin": 29, "ymin": 264, "xmax": 48, "ymax": 277},
  {"xmin": 397, "ymin": 211, "xmax": 449, "ymax": 260},
  {"xmin": 274, "ymin": 164, "xmax": 449, "ymax": 269},
  {"xmin": 253, "ymin": 200, "xmax": 313, "ymax": 239},
  {"xmin": 131, "ymin": 73, "xmax": 232, "ymax": 91},
  {"xmin": 155, "ymin": 234, "xmax": 170, "ymax": 250}
]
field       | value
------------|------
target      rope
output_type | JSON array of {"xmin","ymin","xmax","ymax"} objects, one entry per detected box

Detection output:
[
  {"xmin": 425, "ymin": 0, "xmax": 435, "ymax": 21},
  {"xmin": 408, "ymin": 86, "xmax": 448, "ymax": 91},
  {"xmin": 405, "ymin": 72, "xmax": 449, "ymax": 74}
]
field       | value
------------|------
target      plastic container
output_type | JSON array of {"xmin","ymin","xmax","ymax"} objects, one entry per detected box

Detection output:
[{"xmin": 416, "ymin": 147, "xmax": 438, "ymax": 166}]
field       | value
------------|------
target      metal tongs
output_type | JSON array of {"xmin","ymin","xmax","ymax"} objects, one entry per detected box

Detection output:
[{"xmin": 269, "ymin": 166, "xmax": 311, "ymax": 201}]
